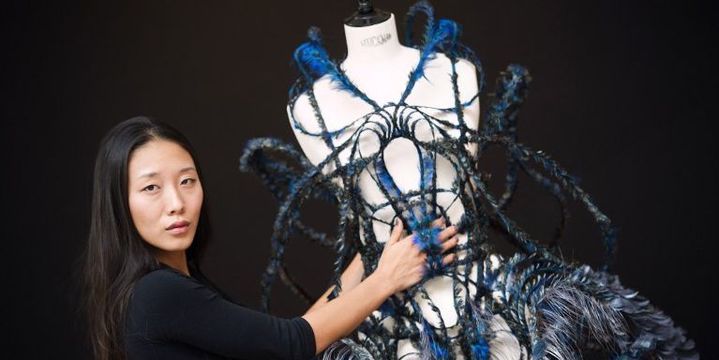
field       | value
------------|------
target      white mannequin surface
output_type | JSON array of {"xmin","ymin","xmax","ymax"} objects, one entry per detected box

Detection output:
[{"xmin": 287, "ymin": 13, "xmax": 523, "ymax": 359}]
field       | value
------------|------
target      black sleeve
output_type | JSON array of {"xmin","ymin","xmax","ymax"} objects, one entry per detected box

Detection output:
[{"xmin": 128, "ymin": 269, "xmax": 316, "ymax": 359}]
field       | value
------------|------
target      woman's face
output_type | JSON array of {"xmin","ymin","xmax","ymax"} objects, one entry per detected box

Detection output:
[{"xmin": 127, "ymin": 139, "xmax": 203, "ymax": 263}]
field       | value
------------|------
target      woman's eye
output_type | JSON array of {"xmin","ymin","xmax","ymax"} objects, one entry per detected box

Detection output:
[
  {"xmin": 181, "ymin": 178, "xmax": 196, "ymax": 185},
  {"xmin": 142, "ymin": 184, "xmax": 159, "ymax": 192}
]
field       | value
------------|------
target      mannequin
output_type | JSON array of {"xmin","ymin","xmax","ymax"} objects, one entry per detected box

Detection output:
[
  {"xmin": 243, "ymin": 1, "xmax": 697, "ymax": 359},
  {"xmin": 286, "ymin": 3, "xmax": 523, "ymax": 359},
  {"xmin": 289, "ymin": 13, "xmax": 479, "ymax": 167}
]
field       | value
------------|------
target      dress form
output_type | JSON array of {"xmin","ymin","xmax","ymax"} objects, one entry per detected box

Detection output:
[
  {"xmin": 287, "ymin": 7, "xmax": 523, "ymax": 359},
  {"xmin": 240, "ymin": 2, "xmax": 698, "ymax": 357}
]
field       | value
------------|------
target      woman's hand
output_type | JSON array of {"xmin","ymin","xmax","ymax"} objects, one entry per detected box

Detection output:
[
  {"xmin": 375, "ymin": 217, "xmax": 459, "ymax": 294},
  {"xmin": 302, "ymin": 217, "xmax": 459, "ymax": 354}
]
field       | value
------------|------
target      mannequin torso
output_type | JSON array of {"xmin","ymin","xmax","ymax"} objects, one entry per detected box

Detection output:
[{"xmin": 287, "ymin": 13, "xmax": 523, "ymax": 359}]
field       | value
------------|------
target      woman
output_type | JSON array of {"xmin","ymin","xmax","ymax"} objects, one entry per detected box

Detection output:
[{"xmin": 84, "ymin": 116, "xmax": 459, "ymax": 360}]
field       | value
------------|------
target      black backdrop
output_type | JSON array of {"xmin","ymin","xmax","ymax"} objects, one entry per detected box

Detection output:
[{"xmin": 3, "ymin": 1, "xmax": 716, "ymax": 358}]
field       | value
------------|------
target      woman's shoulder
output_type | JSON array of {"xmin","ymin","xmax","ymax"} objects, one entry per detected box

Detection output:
[
  {"xmin": 136, "ymin": 266, "xmax": 193, "ymax": 286},
  {"xmin": 131, "ymin": 267, "xmax": 205, "ymax": 307}
]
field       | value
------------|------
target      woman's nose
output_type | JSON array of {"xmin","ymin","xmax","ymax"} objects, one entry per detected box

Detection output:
[{"xmin": 165, "ymin": 186, "xmax": 185, "ymax": 215}]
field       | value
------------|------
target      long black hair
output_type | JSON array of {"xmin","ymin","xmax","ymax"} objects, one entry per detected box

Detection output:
[{"xmin": 84, "ymin": 116, "xmax": 210, "ymax": 360}]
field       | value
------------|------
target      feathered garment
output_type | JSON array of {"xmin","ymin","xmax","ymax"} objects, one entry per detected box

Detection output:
[{"xmin": 239, "ymin": 2, "xmax": 697, "ymax": 359}]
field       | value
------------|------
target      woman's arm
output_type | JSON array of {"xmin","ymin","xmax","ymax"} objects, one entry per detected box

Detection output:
[
  {"xmin": 305, "ymin": 252, "xmax": 364, "ymax": 315},
  {"xmin": 301, "ymin": 219, "xmax": 458, "ymax": 354},
  {"xmin": 127, "ymin": 269, "xmax": 318, "ymax": 359}
]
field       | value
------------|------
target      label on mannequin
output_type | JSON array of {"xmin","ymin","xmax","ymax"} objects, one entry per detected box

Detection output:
[{"xmin": 360, "ymin": 33, "xmax": 392, "ymax": 47}]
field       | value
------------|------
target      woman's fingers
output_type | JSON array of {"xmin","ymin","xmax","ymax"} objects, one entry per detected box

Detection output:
[
  {"xmin": 437, "ymin": 225, "xmax": 458, "ymax": 242},
  {"xmin": 440, "ymin": 236, "xmax": 459, "ymax": 253},
  {"xmin": 430, "ymin": 216, "xmax": 446, "ymax": 228},
  {"xmin": 387, "ymin": 218, "xmax": 404, "ymax": 245},
  {"xmin": 442, "ymin": 253, "xmax": 456, "ymax": 266}
]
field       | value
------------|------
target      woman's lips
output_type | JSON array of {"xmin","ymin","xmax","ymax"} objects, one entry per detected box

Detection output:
[
  {"xmin": 166, "ymin": 221, "xmax": 190, "ymax": 235},
  {"xmin": 167, "ymin": 224, "xmax": 189, "ymax": 235}
]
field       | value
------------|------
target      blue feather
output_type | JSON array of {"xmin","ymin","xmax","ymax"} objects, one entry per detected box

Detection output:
[
  {"xmin": 292, "ymin": 27, "xmax": 365, "ymax": 99},
  {"xmin": 400, "ymin": 19, "xmax": 462, "ymax": 103},
  {"xmin": 470, "ymin": 339, "xmax": 490, "ymax": 360}
]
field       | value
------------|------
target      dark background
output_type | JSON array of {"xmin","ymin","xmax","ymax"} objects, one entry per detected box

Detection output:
[{"xmin": 2, "ymin": 0, "xmax": 716, "ymax": 358}]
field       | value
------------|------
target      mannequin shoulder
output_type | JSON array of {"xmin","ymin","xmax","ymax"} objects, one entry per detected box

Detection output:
[
  {"xmin": 288, "ymin": 76, "xmax": 373, "ymax": 130},
  {"xmin": 426, "ymin": 52, "xmax": 478, "ymax": 78}
]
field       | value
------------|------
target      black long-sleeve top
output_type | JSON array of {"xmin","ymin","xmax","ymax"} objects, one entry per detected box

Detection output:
[{"xmin": 124, "ymin": 267, "xmax": 316, "ymax": 359}]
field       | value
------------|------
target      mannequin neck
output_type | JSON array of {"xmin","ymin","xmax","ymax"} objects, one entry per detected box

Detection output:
[{"xmin": 343, "ymin": 13, "xmax": 403, "ymax": 66}]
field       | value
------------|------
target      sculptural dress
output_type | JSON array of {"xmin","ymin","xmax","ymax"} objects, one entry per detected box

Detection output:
[{"xmin": 240, "ymin": 2, "xmax": 697, "ymax": 359}]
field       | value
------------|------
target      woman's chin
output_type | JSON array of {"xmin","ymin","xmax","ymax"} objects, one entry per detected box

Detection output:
[{"xmin": 155, "ymin": 235, "xmax": 194, "ymax": 253}]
